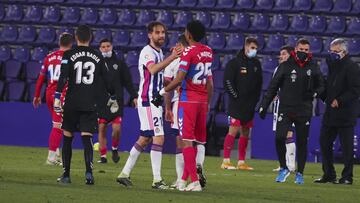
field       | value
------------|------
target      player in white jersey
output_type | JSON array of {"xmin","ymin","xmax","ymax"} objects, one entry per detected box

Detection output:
[{"xmin": 116, "ymin": 21, "xmax": 182, "ymax": 189}]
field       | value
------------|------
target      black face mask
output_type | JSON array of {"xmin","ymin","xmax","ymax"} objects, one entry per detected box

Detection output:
[{"xmin": 296, "ymin": 51, "xmax": 308, "ymax": 61}]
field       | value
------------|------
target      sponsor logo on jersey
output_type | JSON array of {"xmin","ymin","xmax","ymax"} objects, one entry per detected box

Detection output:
[
  {"xmin": 61, "ymin": 59, "xmax": 68, "ymax": 64},
  {"xmin": 306, "ymin": 69, "xmax": 311, "ymax": 76}
]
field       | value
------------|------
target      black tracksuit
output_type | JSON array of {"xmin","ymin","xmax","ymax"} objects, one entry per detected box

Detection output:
[
  {"xmin": 260, "ymin": 55, "xmax": 325, "ymax": 173},
  {"xmin": 223, "ymin": 50, "xmax": 263, "ymax": 123},
  {"xmin": 319, "ymin": 55, "xmax": 360, "ymax": 182}
]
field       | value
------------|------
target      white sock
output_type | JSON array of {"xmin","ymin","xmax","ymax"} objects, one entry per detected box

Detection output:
[
  {"xmin": 56, "ymin": 148, "xmax": 60, "ymax": 157},
  {"xmin": 286, "ymin": 142, "xmax": 296, "ymax": 171},
  {"xmin": 175, "ymin": 153, "xmax": 184, "ymax": 181},
  {"xmin": 151, "ymin": 150, "xmax": 162, "ymax": 181},
  {"xmin": 196, "ymin": 144, "xmax": 205, "ymax": 167},
  {"xmin": 223, "ymin": 158, "xmax": 231, "ymax": 163},
  {"xmin": 48, "ymin": 150, "xmax": 56, "ymax": 161},
  {"xmin": 238, "ymin": 160, "xmax": 245, "ymax": 165},
  {"xmin": 121, "ymin": 144, "xmax": 142, "ymax": 176}
]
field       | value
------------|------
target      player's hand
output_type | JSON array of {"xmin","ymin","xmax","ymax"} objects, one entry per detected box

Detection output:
[
  {"xmin": 331, "ymin": 99, "xmax": 339, "ymax": 108},
  {"xmin": 259, "ymin": 107, "xmax": 267, "ymax": 120},
  {"xmin": 107, "ymin": 96, "xmax": 119, "ymax": 113},
  {"xmin": 132, "ymin": 98, "xmax": 138, "ymax": 108},
  {"xmin": 32, "ymin": 97, "xmax": 41, "ymax": 108},
  {"xmin": 165, "ymin": 109, "xmax": 174, "ymax": 123},
  {"xmin": 53, "ymin": 92, "xmax": 62, "ymax": 113},
  {"xmin": 151, "ymin": 93, "xmax": 163, "ymax": 108},
  {"xmin": 170, "ymin": 44, "xmax": 182, "ymax": 59}
]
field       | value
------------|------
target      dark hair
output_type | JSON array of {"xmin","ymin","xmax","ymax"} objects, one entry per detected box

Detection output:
[
  {"xmin": 59, "ymin": 33, "xmax": 73, "ymax": 47},
  {"xmin": 245, "ymin": 37, "xmax": 258, "ymax": 46},
  {"xmin": 178, "ymin": 34, "xmax": 189, "ymax": 46},
  {"xmin": 186, "ymin": 20, "xmax": 206, "ymax": 42},
  {"xmin": 99, "ymin": 38, "xmax": 112, "ymax": 46},
  {"xmin": 147, "ymin": 21, "xmax": 166, "ymax": 33},
  {"xmin": 296, "ymin": 38, "xmax": 310, "ymax": 46},
  {"xmin": 75, "ymin": 25, "xmax": 92, "ymax": 43},
  {"xmin": 280, "ymin": 45, "xmax": 294, "ymax": 54}
]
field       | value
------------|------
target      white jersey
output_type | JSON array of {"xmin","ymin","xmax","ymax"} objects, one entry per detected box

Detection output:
[
  {"xmin": 164, "ymin": 58, "xmax": 180, "ymax": 102},
  {"xmin": 137, "ymin": 45, "xmax": 164, "ymax": 107}
]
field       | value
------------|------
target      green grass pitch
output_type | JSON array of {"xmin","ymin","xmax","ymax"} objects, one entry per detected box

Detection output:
[{"xmin": 0, "ymin": 145, "xmax": 359, "ymax": 203}]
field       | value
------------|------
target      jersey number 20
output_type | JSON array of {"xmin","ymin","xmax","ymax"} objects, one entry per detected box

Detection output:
[
  {"xmin": 74, "ymin": 61, "xmax": 95, "ymax": 85},
  {"xmin": 193, "ymin": 62, "xmax": 211, "ymax": 85}
]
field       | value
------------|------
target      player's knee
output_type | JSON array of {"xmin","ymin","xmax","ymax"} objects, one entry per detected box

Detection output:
[
  {"xmin": 153, "ymin": 135, "xmax": 164, "ymax": 145},
  {"xmin": 228, "ymin": 126, "xmax": 239, "ymax": 136},
  {"xmin": 240, "ymin": 127, "xmax": 250, "ymax": 137},
  {"xmin": 112, "ymin": 125, "xmax": 121, "ymax": 135},
  {"xmin": 137, "ymin": 136, "xmax": 152, "ymax": 147}
]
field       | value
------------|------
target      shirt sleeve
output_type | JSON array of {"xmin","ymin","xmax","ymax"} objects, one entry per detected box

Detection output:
[
  {"xmin": 164, "ymin": 60, "xmax": 176, "ymax": 80},
  {"xmin": 39, "ymin": 56, "xmax": 48, "ymax": 76},
  {"xmin": 56, "ymin": 52, "xmax": 70, "ymax": 93},
  {"xmin": 141, "ymin": 48, "xmax": 156, "ymax": 69},
  {"xmin": 178, "ymin": 48, "xmax": 192, "ymax": 73}
]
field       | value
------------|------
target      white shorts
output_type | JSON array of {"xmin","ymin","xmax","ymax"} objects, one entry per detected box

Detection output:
[{"xmin": 138, "ymin": 104, "xmax": 164, "ymax": 137}]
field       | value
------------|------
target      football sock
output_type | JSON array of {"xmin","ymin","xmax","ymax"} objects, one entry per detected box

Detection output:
[
  {"xmin": 121, "ymin": 143, "xmax": 143, "ymax": 176},
  {"xmin": 49, "ymin": 127, "xmax": 63, "ymax": 151},
  {"xmin": 100, "ymin": 147, "xmax": 107, "ymax": 158},
  {"xmin": 48, "ymin": 150, "xmax": 56, "ymax": 161},
  {"xmin": 151, "ymin": 144, "xmax": 163, "ymax": 181},
  {"xmin": 112, "ymin": 136, "xmax": 119, "ymax": 150},
  {"xmin": 223, "ymin": 134, "xmax": 235, "ymax": 159},
  {"xmin": 175, "ymin": 148, "xmax": 184, "ymax": 181},
  {"xmin": 182, "ymin": 146, "xmax": 198, "ymax": 182},
  {"xmin": 62, "ymin": 136, "xmax": 73, "ymax": 177},
  {"xmin": 238, "ymin": 136, "xmax": 249, "ymax": 161},
  {"xmin": 81, "ymin": 136, "xmax": 94, "ymax": 174},
  {"xmin": 196, "ymin": 144, "xmax": 205, "ymax": 167},
  {"xmin": 286, "ymin": 138, "xmax": 296, "ymax": 171}
]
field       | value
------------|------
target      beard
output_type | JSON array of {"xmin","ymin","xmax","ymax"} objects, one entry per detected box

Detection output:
[{"xmin": 153, "ymin": 38, "xmax": 165, "ymax": 47}]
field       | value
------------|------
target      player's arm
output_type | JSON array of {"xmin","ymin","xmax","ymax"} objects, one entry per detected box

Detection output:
[
  {"xmin": 33, "ymin": 60, "xmax": 48, "ymax": 108},
  {"xmin": 207, "ymin": 76, "xmax": 214, "ymax": 112},
  {"xmin": 119, "ymin": 60, "xmax": 138, "ymax": 106},
  {"xmin": 223, "ymin": 59, "xmax": 239, "ymax": 99},
  {"xmin": 147, "ymin": 46, "xmax": 182, "ymax": 75}
]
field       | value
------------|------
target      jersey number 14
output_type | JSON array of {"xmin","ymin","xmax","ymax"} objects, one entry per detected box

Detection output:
[{"xmin": 74, "ymin": 61, "xmax": 95, "ymax": 85}]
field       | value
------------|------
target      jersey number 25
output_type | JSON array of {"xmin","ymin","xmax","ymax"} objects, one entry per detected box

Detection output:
[{"xmin": 193, "ymin": 62, "xmax": 211, "ymax": 85}]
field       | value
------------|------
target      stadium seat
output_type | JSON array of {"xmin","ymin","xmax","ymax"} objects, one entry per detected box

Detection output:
[
  {"xmin": 80, "ymin": 8, "xmax": 98, "ymax": 25},
  {"xmin": 66, "ymin": 0, "xmax": 85, "ymax": 3},
  {"xmin": 56, "ymin": 27, "xmax": 74, "ymax": 42},
  {"xmin": 24, "ymin": 5, "xmax": 42, "ymax": 22},
  {"xmin": 25, "ymin": 61, "xmax": 41, "ymax": 81},
  {"xmin": 264, "ymin": 34, "xmax": 285, "ymax": 52},
  {"xmin": 198, "ymin": 0, "xmax": 216, "ymax": 8},
  {"xmin": 0, "ymin": 25, "xmax": 18, "ymax": 42},
  {"xmin": 117, "ymin": 9, "xmax": 136, "ymax": 26},
  {"xmin": 93, "ymin": 29, "xmax": 112, "ymax": 46},
  {"xmin": 347, "ymin": 17, "xmax": 360, "ymax": 35},
  {"xmin": 173, "ymin": 11, "xmax": 193, "ymax": 28},
  {"xmin": 326, "ymin": 16, "xmax": 345, "ymax": 34},
  {"xmin": 293, "ymin": 0, "xmax": 311, "ymax": 11},
  {"xmin": 0, "ymin": 80, "xmax": 4, "ymax": 99},
  {"xmin": 348, "ymin": 38, "xmax": 360, "ymax": 55},
  {"xmin": 308, "ymin": 15, "xmax": 326, "ymax": 34},
  {"xmin": 43, "ymin": 6, "xmax": 60, "ymax": 23},
  {"xmin": 269, "ymin": 14, "xmax": 289, "ymax": 31},
  {"xmin": 140, "ymin": 0, "xmax": 160, "ymax": 6},
  {"xmin": 27, "ymin": 81, "xmax": 45, "ymax": 101},
  {"xmin": 4, "ymin": 60, "xmax": 23, "ymax": 81},
  {"xmin": 211, "ymin": 54, "xmax": 220, "ymax": 70},
  {"xmin": 319, "ymin": 59, "xmax": 328, "ymax": 76},
  {"xmin": 61, "ymin": 7, "xmax": 80, "ymax": 24},
  {"xmin": 312, "ymin": 0, "xmax": 333, "ymax": 12},
  {"xmin": 125, "ymin": 51, "xmax": 139, "ymax": 67},
  {"xmin": 322, "ymin": 37, "xmax": 334, "ymax": 54},
  {"xmin": 213, "ymin": 70, "xmax": 224, "ymax": 89},
  {"xmin": 129, "ymin": 66, "xmax": 140, "ymax": 85},
  {"xmin": 160, "ymin": 0, "xmax": 178, "ymax": 6},
  {"xmin": 5, "ymin": 4, "xmax": 23, "ymax": 21},
  {"xmin": 7, "ymin": 81, "xmax": 26, "ymax": 101},
  {"xmin": 136, "ymin": 10, "xmax": 156, "ymax": 26},
  {"xmin": 289, "ymin": 15, "xmax": 308, "ymax": 33},
  {"xmin": 0, "ymin": 46, "xmax": 11, "ymax": 62},
  {"xmin": 209, "ymin": 91, "xmax": 221, "ymax": 111},
  {"xmin": 214, "ymin": 112, "xmax": 228, "ymax": 127},
  {"xmin": 0, "ymin": 4, "xmax": 4, "ymax": 21},
  {"xmin": 167, "ymin": 31, "xmax": 182, "ymax": 49},
  {"xmin": 308, "ymin": 36, "xmax": 323, "ymax": 54},
  {"xmin": 262, "ymin": 71, "xmax": 272, "ymax": 90},
  {"xmin": 255, "ymin": 34, "xmax": 265, "ymax": 50},
  {"xmin": 352, "ymin": 0, "xmax": 360, "ymax": 14},
  {"xmin": 47, "ymin": 0, "xmax": 65, "ymax": 2},
  {"xmin": 262, "ymin": 56, "xmax": 278, "ymax": 72},
  {"xmin": 156, "ymin": 10, "xmax": 174, "ymax": 28},
  {"xmin": 178, "ymin": 0, "xmax": 197, "ymax": 7},
  {"xmin": 216, "ymin": 0, "xmax": 235, "ymax": 8},
  {"xmin": 14, "ymin": 47, "xmax": 30, "ymax": 63},
  {"xmin": 18, "ymin": 25, "xmax": 36, "ymax": 43},
  {"xmin": 211, "ymin": 12, "xmax": 231, "ymax": 29},
  {"xmin": 32, "ymin": 47, "xmax": 48, "ymax": 62},
  {"xmin": 250, "ymin": 14, "xmax": 270, "ymax": 31},
  {"xmin": 273, "ymin": 0, "xmax": 293, "ymax": 10},
  {"xmin": 99, "ymin": 8, "xmax": 117, "ymax": 25},
  {"xmin": 103, "ymin": 0, "xmax": 122, "ymax": 5},
  {"xmin": 286, "ymin": 35, "xmax": 300, "ymax": 47},
  {"xmin": 225, "ymin": 33, "xmax": 244, "ymax": 51},
  {"xmin": 207, "ymin": 32, "xmax": 226, "ymax": 50},
  {"xmin": 221, "ymin": 54, "xmax": 234, "ymax": 69},
  {"xmin": 84, "ymin": 0, "xmax": 104, "ymax": 4},
  {"xmin": 195, "ymin": 11, "xmax": 211, "ymax": 28},
  {"xmin": 129, "ymin": 31, "xmax": 148, "ymax": 48},
  {"xmin": 255, "ymin": 0, "xmax": 274, "ymax": 10},
  {"xmin": 235, "ymin": 0, "xmax": 255, "ymax": 9},
  {"xmin": 112, "ymin": 29, "xmax": 130, "ymax": 47},
  {"xmin": 231, "ymin": 12, "xmax": 250, "ymax": 30},
  {"xmin": 332, "ymin": 0, "xmax": 352, "ymax": 13}
]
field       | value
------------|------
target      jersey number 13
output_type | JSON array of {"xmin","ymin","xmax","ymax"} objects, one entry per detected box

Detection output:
[{"xmin": 74, "ymin": 61, "xmax": 95, "ymax": 85}]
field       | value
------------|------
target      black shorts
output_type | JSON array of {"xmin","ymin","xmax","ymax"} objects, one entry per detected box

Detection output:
[{"xmin": 62, "ymin": 109, "xmax": 98, "ymax": 134}]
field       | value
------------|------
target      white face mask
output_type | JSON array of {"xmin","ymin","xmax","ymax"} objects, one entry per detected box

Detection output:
[
  {"xmin": 247, "ymin": 49, "xmax": 257, "ymax": 58},
  {"xmin": 102, "ymin": 50, "xmax": 112, "ymax": 58}
]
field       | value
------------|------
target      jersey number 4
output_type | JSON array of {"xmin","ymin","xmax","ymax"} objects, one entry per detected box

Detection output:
[
  {"xmin": 193, "ymin": 62, "xmax": 211, "ymax": 85},
  {"xmin": 74, "ymin": 61, "xmax": 95, "ymax": 85}
]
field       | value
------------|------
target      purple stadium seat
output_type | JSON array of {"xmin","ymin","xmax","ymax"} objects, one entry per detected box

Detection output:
[
  {"xmin": 209, "ymin": 91, "xmax": 221, "ymax": 110},
  {"xmin": 348, "ymin": 38, "xmax": 360, "ymax": 55},
  {"xmin": 84, "ymin": 0, "xmax": 104, "ymax": 4},
  {"xmin": 225, "ymin": 33, "xmax": 244, "ymax": 51},
  {"xmin": 25, "ymin": 61, "xmax": 41, "ymax": 81},
  {"xmin": 255, "ymin": 0, "xmax": 274, "ymax": 10},
  {"xmin": 322, "ymin": 37, "xmax": 334, "ymax": 54},
  {"xmin": 262, "ymin": 71, "xmax": 272, "ymax": 90},
  {"xmin": 99, "ymin": 8, "xmax": 117, "ymax": 25},
  {"xmin": 18, "ymin": 25, "xmax": 36, "ymax": 43},
  {"xmin": 113, "ymin": 49, "xmax": 124, "ymax": 60},
  {"xmin": 352, "ymin": 0, "xmax": 360, "ymax": 13},
  {"xmin": 269, "ymin": 14, "xmax": 289, "ymax": 31},
  {"xmin": 47, "ymin": 0, "xmax": 65, "ymax": 2},
  {"xmin": 167, "ymin": 31, "xmax": 182, "ymax": 49},
  {"xmin": 28, "ymin": 82, "xmax": 45, "ymax": 101},
  {"xmin": 213, "ymin": 70, "xmax": 224, "ymax": 89},
  {"xmin": 117, "ymin": 9, "xmax": 136, "ymax": 26},
  {"xmin": 195, "ymin": 11, "xmax": 211, "ymax": 28},
  {"xmin": 14, "ymin": 47, "xmax": 30, "ymax": 63},
  {"xmin": 273, "ymin": 0, "xmax": 293, "ymax": 10},
  {"xmin": 207, "ymin": 32, "xmax": 226, "ymax": 50},
  {"xmin": 347, "ymin": 17, "xmax": 360, "ymax": 35},
  {"xmin": 61, "ymin": 7, "xmax": 80, "ymax": 24},
  {"xmin": 125, "ymin": 51, "xmax": 139, "ymax": 67},
  {"xmin": 178, "ymin": 0, "xmax": 197, "ymax": 7},
  {"xmin": 93, "ymin": 29, "xmax": 112, "ymax": 46},
  {"xmin": 308, "ymin": 36, "xmax": 323, "ymax": 54},
  {"xmin": 103, "ymin": 0, "xmax": 121, "ymax": 5},
  {"xmin": 211, "ymin": 54, "xmax": 220, "ymax": 70},
  {"xmin": 4, "ymin": 60, "xmax": 23, "ymax": 81},
  {"xmin": 7, "ymin": 81, "xmax": 26, "ymax": 101},
  {"xmin": 0, "ymin": 46, "xmax": 11, "ymax": 62},
  {"xmin": 122, "ymin": 0, "xmax": 140, "ymax": 5},
  {"xmin": 293, "ymin": 0, "xmax": 311, "ymax": 11},
  {"xmin": 211, "ymin": 12, "xmax": 231, "ymax": 29},
  {"xmin": 113, "ymin": 29, "xmax": 130, "ymax": 47},
  {"xmin": 198, "ymin": 0, "xmax": 216, "ymax": 8},
  {"xmin": 0, "ymin": 81, "xmax": 4, "ymax": 99},
  {"xmin": 332, "ymin": 0, "xmax": 352, "ymax": 13},
  {"xmin": 250, "ymin": 14, "xmax": 270, "ymax": 31},
  {"xmin": 319, "ymin": 59, "xmax": 328, "ymax": 76},
  {"xmin": 80, "ymin": 8, "xmax": 98, "ymax": 25},
  {"xmin": 255, "ymin": 34, "xmax": 265, "ymax": 50},
  {"xmin": 326, "ymin": 16, "xmax": 346, "ymax": 34},
  {"xmin": 160, "ymin": 0, "xmax": 178, "ymax": 6},
  {"xmin": 156, "ymin": 10, "xmax": 174, "ymax": 28},
  {"xmin": 236, "ymin": 0, "xmax": 255, "ymax": 9},
  {"xmin": 174, "ymin": 11, "xmax": 193, "ymax": 28},
  {"xmin": 215, "ymin": 112, "xmax": 228, "ymax": 126},
  {"xmin": 217, "ymin": 0, "xmax": 235, "ymax": 8},
  {"xmin": 24, "ymin": 5, "xmax": 42, "ymax": 22},
  {"xmin": 129, "ymin": 31, "xmax": 148, "ymax": 48},
  {"xmin": 141, "ymin": 0, "xmax": 160, "ymax": 6},
  {"xmin": 286, "ymin": 35, "xmax": 300, "ymax": 47},
  {"xmin": 231, "ymin": 12, "xmax": 250, "ymax": 30},
  {"xmin": 290, "ymin": 15, "xmax": 308, "ymax": 33},
  {"xmin": 308, "ymin": 15, "xmax": 326, "ymax": 34},
  {"xmin": 35, "ymin": 29, "xmax": 53, "ymax": 44},
  {"xmin": 0, "ymin": 4, "xmax": 4, "ymax": 21},
  {"xmin": 32, "ymin": 47, "xmax": 49, "ymax": 62},
  {"xmin": 56, "ymin": 27, "xmax": 74, "ymax": 43},
  {"xmin": 262, "ymin": 56, "xmax": 278, "ymax": 72},
  {"xmin": 66, "ymin": 0, "xmax": 85, "ymax": 3},
  {"xmin": 265, "ymin": 34, "xmax": 285, "ymax": 52},
  {"xmin": 5, "ymin": 5, "xmax": 23, "ymax": 21},
  {"xmin": 129, "ymin": 66, "xmax": 140, "ymax": 85},
  {"xmin": 43, "ymin": 6, "xmax": 60, "ymax": 23},
  {"xmin": 313, "ymin": 0, "xmax": 333, "ymax": 12},
  {"xmin": 221, "ymin": 54, "xmax": 234, "ymax": 69},
  {"xmin": 0, "ymin": 25, "xmax": 18, "ymax": 42},
  {"xmin": 136, "ymin": 10, "xmax": 156, "ymax": 26}
]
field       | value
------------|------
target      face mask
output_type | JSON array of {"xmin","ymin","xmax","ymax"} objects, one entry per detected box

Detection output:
[
  {"xmin": 296, "ymin": 51, "xmax": 308, "ymax": 61},
  {"xmin": 102, "ymin": 50, "xmax": 112, "ymax": 58},
  {"xmin": 247, "ymin": 49, "xmax": 257, "ymax": 58},
  {"xmin": 330, "ymin": 52, "xmax": 341, "ymax": 61}
]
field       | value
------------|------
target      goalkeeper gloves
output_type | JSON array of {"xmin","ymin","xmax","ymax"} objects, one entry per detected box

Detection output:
[
  {"xmin": 107, "ymin": 96, "xmax": 119, "ymax": 113},
  {"xmin": 53, "ymin": 92, "xmax": 62, "ymax": 113}
]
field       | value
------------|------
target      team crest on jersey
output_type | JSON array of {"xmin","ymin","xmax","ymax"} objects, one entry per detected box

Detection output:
[
  {"xmin": 155, "ymin": 127, "xmax": 160, "ymax": 134},
  {"xmin": 240, "ymin": 67, "xmax": 247, "ymax": 74},
  {"xmin": 278, "ymin": 114, "xmax": 283, "ymax": 122},
  {"xmin": 305, "ymin": 121, "xmax": 310, "ymax": 125},
  {"xmin": 290, "ymin": 70, "xmax": 297, "ymax": 82},
  {"xmin": 306, "ymin": 69, "xmax": 311, "ymax": 76},
  {"xmin": 113, "ymin": 64, "xmax": 118, "ymax": 70}
]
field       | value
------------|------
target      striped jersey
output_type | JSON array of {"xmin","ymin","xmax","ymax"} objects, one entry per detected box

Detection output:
[{"xmin": 164, "ymin": 58, "xmax": 180, "ymax": 102}]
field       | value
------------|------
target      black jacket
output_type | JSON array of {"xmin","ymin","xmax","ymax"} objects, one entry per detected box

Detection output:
[
  {"xmin": 260, "ymin": 55, "xmax": 324, "ymax": 117},
  {"xmin": 322, "ymin": 55, "xmax": 360, "ymax": 127},
  {"xmin": 223, "ymin": 50, "xmax": 263, "ymax": 122}
]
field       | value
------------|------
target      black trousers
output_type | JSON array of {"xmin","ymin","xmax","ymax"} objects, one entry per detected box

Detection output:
[
  {"xmin": 275, "ymin": 112, "xmax": 311, "ymax": 173},
  {"xmin": 320, "ymin": 125, "xmax": 354, "ymax": 181}
]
